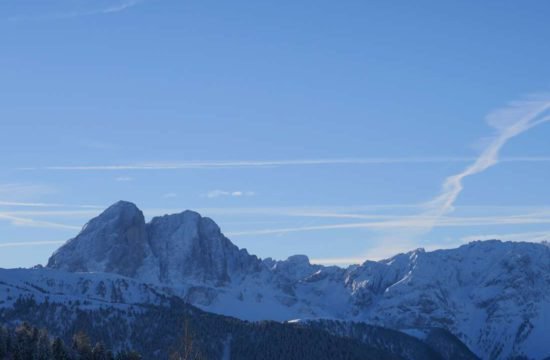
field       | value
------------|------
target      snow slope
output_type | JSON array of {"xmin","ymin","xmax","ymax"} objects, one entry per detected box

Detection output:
[{"xmin": 23, "ymin": 201, "xmax": 550, "ymax": 359}]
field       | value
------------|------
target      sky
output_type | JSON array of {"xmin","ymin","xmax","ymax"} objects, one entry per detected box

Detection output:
[{"xmin": 1, "ymin": 0, "xmax": 550, "ymax": 268}]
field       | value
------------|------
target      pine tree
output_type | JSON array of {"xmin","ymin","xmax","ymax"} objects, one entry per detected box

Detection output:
[
  {"xmin": 115, "ymin": 350, "xmax": 142, "ymax": 360},
  {"xmin": 92, "ymin": 342, "xmax": 110, "ymax": 360},
  {"xmin": 37, "ymin": 328, "xmax": 52, "ymax": 360},
  {"xmin": 52, "ymin": 337, "xmax": 69, "ymax": 360},
  {"xmin": 14, "ymin": 322, "xmax": 34, "ymax": 360},
  {"xmin": 0, "ymin": 326, "xmax": 8, "ymax": 358},
  {"xmin": 170, "ymin": 319, "xmax": 204, "ymax": 360},
  {"xmin": 72, "ymin": 331, "xmax": 93, "ymax": 360}
]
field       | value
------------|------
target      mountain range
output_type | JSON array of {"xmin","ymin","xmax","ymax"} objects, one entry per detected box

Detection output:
[{"xmin": 2, "ymin": 201, "xmax": 549, "ymax": 359}]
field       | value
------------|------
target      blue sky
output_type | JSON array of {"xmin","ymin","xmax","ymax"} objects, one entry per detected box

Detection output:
[{"xmin": 1, "ymin": 0, "xmax": 550, "ymax": 268}]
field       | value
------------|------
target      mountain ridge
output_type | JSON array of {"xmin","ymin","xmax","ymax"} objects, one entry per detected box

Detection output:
[{"xmin": 28, "ymin": 201, "xmax": 550, "ymax": 359}]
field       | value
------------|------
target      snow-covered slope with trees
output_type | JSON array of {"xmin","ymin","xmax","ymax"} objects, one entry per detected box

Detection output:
[
  {"xmin": 6, "ymin": 201, "xmax": 550, "ymax": 359},
  {"xmin": 0, "ymin": 269, "xmax": 476, "ymax": 359}
]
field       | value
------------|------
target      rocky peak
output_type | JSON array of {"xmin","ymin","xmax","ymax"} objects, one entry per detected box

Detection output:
[
  {"xmin": 47, "ymin": 201, "xmax": 261, "ymax": 285},
  {"xmin": 270, "ymin": 254, "xmax": 321, "ymax": 282},
  {"xmin": 48, "ymin": 200, "xmax": 148, "ymax": 277},
  {"xmin": 286, "ymin": 254, "xmax": 310, "ymax": 265},
  {"xmin": 146, "ymin": 210, "xmax": 259, "ymax": 285}
]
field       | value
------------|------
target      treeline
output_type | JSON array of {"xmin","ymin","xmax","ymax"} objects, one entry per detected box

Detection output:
[
  {"xmin": 0, "ymin": 322, "xmax": 142, "ymax": 360},
  {"xmin": 1, "ymin": 296, "xmax": 477, "ymax": 360}
]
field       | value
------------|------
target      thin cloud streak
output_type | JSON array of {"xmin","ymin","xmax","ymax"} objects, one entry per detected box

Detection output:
[
  {"xmin": 0, "ymin": 240, "xmax": 65, "ymax": 248},
  {"xmin": 4, "ymin": 208, "xmax": 549, "ymax": 229},
  {"xmin": 4, "ymin": 204, "xmax": 543, "ymax": 220},
  {"xmin": 101, "ymin": 0, "xmax": 142, "ymax": 14},
  {"xmin": 0, "ymin": 201, "xmax": 62, "ymax": 208},
  {"xmin": 0, "ymin": 210, "xmax": 101, "ymax": 218},
  {"xmin": 6, "ymin": 0, "xmax": 143, "ymax": 22},
  {"xmin": 206, "ymin": 190, "xmax": 255, "ymax": 198},
  {"xmin": 0, "ymin": 201, "xmax": 102, "ymax": 208},
  {"xmin": 22, "ymin": 156, "xmax": 550, "ymax": 171},
  {"xmin": 355, "ymin": 94, "xmax": 550, "ymax": 244},
  {"xmin": 225, "ymin": 213, "xmax": 550, "ymax": 237},
  {"xmin": 0, "ymin": 213, "xmax": 80, "ymax": 230},
  {"xmin": 429, "ymin": 95, "xmax": 550, "ymax": 218}
]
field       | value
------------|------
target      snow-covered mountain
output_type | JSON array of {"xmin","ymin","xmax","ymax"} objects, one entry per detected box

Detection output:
[
  {"xmin": 0, "ymin": 270, "xmax": 474, "ymax": 360},
  {"xmin": 47, "ymin": 201, "xmax": 261, "ymax": 285},
  {"xmin": 10, "ymin": 201, "xmax": 550, "ymax": 359}
]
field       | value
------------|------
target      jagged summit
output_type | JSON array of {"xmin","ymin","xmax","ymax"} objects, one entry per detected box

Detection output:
[
  {"xmin": 47, "ymin": 201, "xmax": 260, "ymax": 285},
  {"xmin": 43, "ymin": 201, "xmax": 550, "ymax": 359},
  {"xmin": 48, "ymin": 200, "xmax": 148, "ymax": 277}
]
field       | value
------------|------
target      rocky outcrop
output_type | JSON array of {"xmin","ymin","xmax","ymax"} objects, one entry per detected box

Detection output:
[
  {"xmin": 48, "ymin": 201, "xmax": 261, "ymax": 285},
  {"xmin": 47, "ymin": 201, "xmax": 149, "ymax": 277}
]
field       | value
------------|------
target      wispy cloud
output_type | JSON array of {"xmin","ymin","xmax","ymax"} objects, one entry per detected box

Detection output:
[
  {"xmin": 115, "ymin": 176, "xmax": 134, "ymax": 182},
  {"xmin": 225, "ymin": 213, "xmax": 550, "ymax": 237},
  {"xmin": 3, "ymin": 94, "xmax": 549, "ymax": 259},
  {"xmin": 0, "ymin": 182, "xmax": 99, "ymax": 230},
  {"xmin": 56, "ymin": 0, "xmax": 142, "ymax": 18},
  {"xmin": 0, "ymin": 183, "xmax": 101, "ymax": 209},
  {"xmin": 162, "ymin": 193, "xmax": 178, "ymax": 198},
  {"xmin": 0, "ymin": 210, "xmax": 100, "ymax": 218},
  {"xmin": 100, "ymin": 0, "xmax": 143, "ymax": 14},
  {"xmin": 21, "ymin": 156, "xmax": 550, "ymax": 171},
  {"xmin": 236, "ymin": 94, "xmax": 550, "ymax": 261},
  {"xmin": 427, "ymin": 94, "xmax": 550, "ymax": 219},
  {"xmin": 0, "ymin": 213, "xmax": 80, "ymax": 231},
  {"xmin": 0, "ymin": 201, "xmax": 102, "ymax": 209},
  {"xmin": 206, "ymin": 190, "xmax": 256, "ymax": 199},
  {"xmin": 0, "ymin": 183, "xmax": 54, "ymax": 199},
  {"xmin": 6, "ymin": 0, "xmax": 143, "ymax": 22},
  {"xmin": 329, "ymin": 94, "xmax": 550, "ymax": 253},
  {"xmin": 0, "ymin": 240, "xmax": 65, "ymax": 248}
]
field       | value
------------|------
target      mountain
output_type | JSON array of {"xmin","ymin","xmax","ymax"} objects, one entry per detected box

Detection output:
[
  {"xmin": 48, "ymin": 201, "xmax": 261, "ymax": 285},
  {"xmin": 0, "ymin": 268, "xmax": 473, "ymax": 360},
  {"xmin": 10, "ymin": 201, "xmax": 550, "ymax": 359}
]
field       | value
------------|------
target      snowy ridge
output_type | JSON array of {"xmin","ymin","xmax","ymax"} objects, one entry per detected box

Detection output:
[
  {"xmin": 8, "ymin": 201, "xmax": 550, "ymax": 359},
  {"xmin": 0, "ymin": 267, "xmax": 176, "ymax": 309}
]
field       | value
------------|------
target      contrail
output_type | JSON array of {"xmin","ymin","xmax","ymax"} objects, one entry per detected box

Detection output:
[
  {"xmin": 428, "ymin": 94, "xmax": 550, "ymax": 218},
  {"xmin": 223, "ymin": 94, "xmax": 550, "ymax": 252},
  {"xmin": 225, "ymin": 214, "xmax": 550, "ymax": 237},
  {"xmin": 0, "ymin": 213, "xmax": 80, "ymax": 231},
  {"xmin": 0, "ymin": 240, "xmax": 65, "ymax": 248},
  {"xmin": 6, "ymin": 0, "xmax": 143, "ymax": 22},
  {"xmin": 20, "ymin": 156, "xmax": 550, "ymax": 171},
  {"xmin": 0, "ymin": 201, "xmax": 102, "ymax": 208}
]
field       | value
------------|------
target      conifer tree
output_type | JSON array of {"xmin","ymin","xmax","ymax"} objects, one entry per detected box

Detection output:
[
  {"xmin": 52, "ymin": 337, "xmax": 70, "ymax": 360},
  {"xmin": 72, "ymin": 331, "xmax": 93, "ymax": 360}
]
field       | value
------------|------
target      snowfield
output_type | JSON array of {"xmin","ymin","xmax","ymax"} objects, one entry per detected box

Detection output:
[{"xmin": 2, "ymin": 201, "xmax": 549, "ymax": 359}]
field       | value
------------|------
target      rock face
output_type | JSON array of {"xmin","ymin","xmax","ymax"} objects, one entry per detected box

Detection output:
[
  {"xmin": 46, "ymin": 201, "xmax": 550, "ymax": 359},
  {"xmin": 47, "ymin": 201, "xmax": 149, "ymax": 277},
  {"xmin": 147, "ymin": 211, "xmax": 260, "ymax": 284},
  {"xmin": 48, "ymin": 201, "xmax": 261, "ymax": 285},
  {"xmin": 346, "ymin": 241, "xmax": 550, "ymax": 360}
]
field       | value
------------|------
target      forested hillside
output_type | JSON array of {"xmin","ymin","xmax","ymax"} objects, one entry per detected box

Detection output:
[
  {"xmin": 0, "ymin": 295, "xmax": 470, "ymax": 360},
  {"xmin": 0, "ymin": 322, "xmax": 141, "ymax": 360}
]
